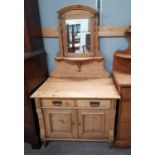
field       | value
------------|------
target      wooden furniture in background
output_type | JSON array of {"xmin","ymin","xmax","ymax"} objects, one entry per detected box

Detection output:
[
  {"xmin": 113, "ymin": 27, "xmax": 131, "ymax": 74},
  {"xmin": 113, "ymin": 28, "xmax": 131, "ymax": 147},
  {"xmin": 24, "ymin": 0, "xmax": 48, "ymax": 148},
  {"xmin": 113, "ymin": 71, "xmax": 131, "ymax": 147},
  {"xmin": 113, "ymin": 46, "xmax": 131, "ymax": 74},
  {"xmin": 24, "ymin": 0, "xmax": 44, "ymax": 53},
  {"xmin": 24, "ymin": 51, "xmax": 48, "ymax": 148},
  {"xmin": 31, "ymin": 5, "xmax": 120, "ymax": 145}
]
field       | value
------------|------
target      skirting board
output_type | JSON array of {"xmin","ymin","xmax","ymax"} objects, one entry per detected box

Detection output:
[{"xmin": 31, "ymin": 26, "xmax": 130, "ymax": 38}]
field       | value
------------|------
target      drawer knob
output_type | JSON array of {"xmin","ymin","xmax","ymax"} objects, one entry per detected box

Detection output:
[
  {"xmin": 52, "ymin": 101, "xmax": 62, "ymax": 106},
  {"xmin": 89, "ymin": 102, "xmax": 100, "ymax": 107}
]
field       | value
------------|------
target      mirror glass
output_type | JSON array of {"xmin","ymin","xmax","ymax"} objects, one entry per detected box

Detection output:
[{"xmin": 66, "ymin": 19, "xmax": 91, "ymax": 54}]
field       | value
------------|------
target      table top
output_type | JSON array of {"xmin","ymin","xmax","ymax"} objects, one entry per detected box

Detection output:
[
  {"xmin": 113, "ymin": 71, "xmax": 131, "ymax": 86},
  {"xmin": 31, "ymin": 77, "xmax": 120, "ymax": 99}
]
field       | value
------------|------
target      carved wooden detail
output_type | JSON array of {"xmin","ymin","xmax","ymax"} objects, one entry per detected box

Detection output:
[
  {"xmin": 57, "ymin": 5, "xmax": 97, "ymax": 15},
  {"xmin": 55, "ymin": 57, "xmax": 103, "ymax": 72}
]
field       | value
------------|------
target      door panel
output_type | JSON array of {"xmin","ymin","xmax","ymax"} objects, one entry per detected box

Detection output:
[
  {"xmin": 43, "ymin": 108, "xmax": 77, "ymax": 139},
  {"xmin": 78, "ymin": 109, "xmax": 109, "ymax": 139}
]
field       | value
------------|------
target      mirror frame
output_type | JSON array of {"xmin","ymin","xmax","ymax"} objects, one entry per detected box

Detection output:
[{"xmin": 57, "ymin": 5, "xmax": 100, "ymax": 57}]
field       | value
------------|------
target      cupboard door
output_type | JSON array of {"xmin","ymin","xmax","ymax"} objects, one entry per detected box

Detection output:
[
  {"xmin": 78, "ymin": 109, "xmax": 109, "ymax": 139},
  {"xmin": 43, "ymin": 109, "xmax": 78, "ymax": 139}
]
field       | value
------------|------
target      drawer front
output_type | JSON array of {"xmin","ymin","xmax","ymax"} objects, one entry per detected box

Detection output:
[
  {"xmin": 121, "ymin": 87, "xmax": 131, "ymax": 101},
  {"xmin": 77, "ymin": 100, "xmax": 111, "ymax": 109},
  {"xmin": 41, "ymin": 99, "xmax": 76, "ymax": 107}
]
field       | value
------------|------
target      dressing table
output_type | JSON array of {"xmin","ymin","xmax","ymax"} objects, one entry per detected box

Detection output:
[{"xmin": 31, "ymin": 5, "xmax": 120, "ymax": 145}]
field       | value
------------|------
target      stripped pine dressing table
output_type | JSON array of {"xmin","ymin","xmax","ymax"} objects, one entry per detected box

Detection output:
[{"xmin": 31, "ymin": 5, "xmax": 120, "ymax": 145}]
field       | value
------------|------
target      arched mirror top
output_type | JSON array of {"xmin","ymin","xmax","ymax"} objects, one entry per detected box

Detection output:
[
  {"xmin": 57, "ymin": 5, "xmax": 101, "ymax": 58},
  {"xmin": 57, "ymin": 5, "xmax": 97, "ymax": 15}
]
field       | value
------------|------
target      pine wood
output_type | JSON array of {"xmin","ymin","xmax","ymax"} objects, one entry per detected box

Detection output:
[
  {"xmin": 99, "ymin": 26, "xmax": 130, "ymax": 37},
  {"xmin": 41, "ymin": 99, "xmax": 76, "ymax": 107},
  {"xmin": 31, "ymin": 77, "xmax": 120, "ymax": 143},
  {"xmin": 58, "ymin": 23, "xmax": 64, "ymax": 57},
  {"xmin": 108, "ymin": 109, "xmax": 116, "ymax": 142},
  {"xmin": 35, "ymin": 99, "xmax": 46, "ymax": 142},
  {"xmin": 45, "ymin": 138, "xmax": 109, "ymax": 141},
  {"xmin": 31, "ymin": 5, "xmax": 120, "ymax": 145},
  {"xmin": 77, "ymin": 100, "xmax": 111, "ymax": 109},
  {"xmin": 43, "ymin": 108, "xmax": 78, "ymax": 139},
  {"xmin": 61, "ymin": 10, "xmax": 94, "ymax": 19},
  {"xmin": 58, "ymin": 5, "xmax": 97, "ymax": 58},
  {"xmin": 31, "ymin": 26, "xmax": 130, "ymax": 38},
  {"xmin": 78, "ymin": 109, "xmax": 109, "ymax": 139},
  {"xmin": 60, "ymin": 18, "xmax": 68, "ymax": 56},
  {"xmin": 31, "ymin": 78, "xmax": 120, "ymax": 99},
  {"xmin": 57, "ymin": 5, "xmax": 97, "ymax": 15},
  {"xmin": 31, "ymin": 77, "xmax": 119, "ymax": 143},
  {"xmin": 94, "ymin": 17, "xmax": 100, "ymax": 57},
  {"xmin": 90, "ymin": 18, "xmax": 95, "ymax": 53},
  {"xmin": 32, "ymin": 98, "xmax": 117, "ymax": 142},
  {"xmin": 51, "ymin": 60, "xmax": 109, "ymax": 78}
]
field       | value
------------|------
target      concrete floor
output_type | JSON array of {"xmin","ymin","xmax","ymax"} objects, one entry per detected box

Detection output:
[{"xmin": 25, "ymin": 141, "xmax": 131, "ymax": 155}]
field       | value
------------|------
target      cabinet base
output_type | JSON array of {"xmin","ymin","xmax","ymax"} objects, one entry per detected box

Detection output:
[
  {"xmin": 46, "ymin": 138, "xmax": 109, "ymax": 141},
  {"xmin": 42, "ymin": 138, "xmax": 113, "ymax": 145}
]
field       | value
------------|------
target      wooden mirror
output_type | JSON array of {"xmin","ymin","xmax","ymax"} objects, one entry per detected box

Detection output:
[
  {"xmin": 52, "ymin": 5, "xmax": 109, "ymax": 78},
  {"xmin": 57, "ymin": 5, "xmax": 100, "ymax": 57}
]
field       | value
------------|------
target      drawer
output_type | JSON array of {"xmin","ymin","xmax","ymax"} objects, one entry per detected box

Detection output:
[
  {"xmin": 121, "ymin": 87, "xmax": 131, "ymax": 101},
  {"xmin": 41, "ymin": 99, "xmax": 76, "ymax": 107},
  {"xmin": 77, "ymin": 100, "xmax": 111, "ymax": 109}
]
